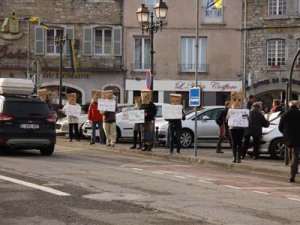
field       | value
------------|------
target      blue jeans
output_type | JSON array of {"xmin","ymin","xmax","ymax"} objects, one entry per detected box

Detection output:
[{"xmin": 91, "ymin": 121, "xmax": 105, "ymax": 144}]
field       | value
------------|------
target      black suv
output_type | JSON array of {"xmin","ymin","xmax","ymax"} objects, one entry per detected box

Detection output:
[{"xmin": 0, "ymin": 95, "xmax": 56, "ymax": 155}]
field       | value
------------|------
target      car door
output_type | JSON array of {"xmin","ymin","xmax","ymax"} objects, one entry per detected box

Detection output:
[{"xmin": 196, "ymin": 108, "xmax": 223, "ymax": 140}]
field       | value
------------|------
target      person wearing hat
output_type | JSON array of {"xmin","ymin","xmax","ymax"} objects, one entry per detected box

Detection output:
[
  {"xmin": 130, "ymin": 96, "xmax": 143, "ymax": 149},
  {"xmin": 242, "ymin": 101, "xmax": 270, "ymax": 159}
]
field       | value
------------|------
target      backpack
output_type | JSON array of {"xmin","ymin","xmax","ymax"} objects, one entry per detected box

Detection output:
[{"xmin": 215, "ymin": 109, "xmax": 225, "ymax": 126}]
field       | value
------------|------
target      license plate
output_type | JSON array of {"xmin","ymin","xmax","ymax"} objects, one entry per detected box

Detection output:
[{"xmin": 20, "ymin": 124, "xmax": 39, "ymax": 129}]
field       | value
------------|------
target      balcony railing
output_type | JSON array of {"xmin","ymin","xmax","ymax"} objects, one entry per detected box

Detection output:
[{"xmin": 179, "ymin": 64, "xmax": 208, "ymax": 73}]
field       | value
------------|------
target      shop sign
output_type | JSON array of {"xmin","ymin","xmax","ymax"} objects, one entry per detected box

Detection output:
[
  {"xmin": 252, "ymin": 78, "xmax": 300, "ymax": 89},
  {"xmin": 43, "ymin": 72, "xmax": 90, "ymax": 79},
  {"xmin": 175, "ymin": 81, "xmax": 240, "ymax": 92}
]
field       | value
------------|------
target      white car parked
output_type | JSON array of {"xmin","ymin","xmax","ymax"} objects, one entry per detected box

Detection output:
[
  {"xmin": 157, "ymin": 106, "xmax": 225, "ymax": 148},
  {"xmin": 56, "ymin": 114, "xmax": 88, "ymax": 136},
  {"xmin": 82, "ymin": 103, "xmax": 165, "ymax": 140}
]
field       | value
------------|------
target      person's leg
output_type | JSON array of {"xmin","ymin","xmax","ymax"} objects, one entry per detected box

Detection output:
[
  {"xmin": 169, "ymin": 125, "xmax": 175, "ymax": 154},
  {"xmin": 216, "ymin": 134, "xmax": 224, "ymax": 153},
  {"xmin": 242, "ymin": 135, "xmax": 250, "ymax": 159},
  {"xmin": 110, "ymin": 123, "xmax": 116, "ymax": 146},
  {"xmin": 74, "ymin": 123, "xmax": 80, "ymax": 141},
  {"xmin": 103, "ymin": 122, "xmax": 110, "ymax": 146},
  {"xmin": 230, "ymin": 129, "xmax": 237, "ymax": 162},
  {"xmin": 252, "ymin": 136, "xmax": 260, "ymax": 159},
  {"xmin": 69, "ymin": 123, "xmax": 73, "ymax": 141},
  {"xmin": 290, "ymin": 147, "xmax": 300, "ymax": 182},
  {"xmin": 91, "ymin": 122, "xmax": 96, "ymax": 144},
  {"xmin": 131, "ymin": 127, "xmax": 138, "ymax": 149},
  {"xmin": 236, "ymin": 129, "xmax": 244, "ymax": 163},
  {"xmin": 175, "ymin": 126, "xmax": 181, "ymax": 154}
]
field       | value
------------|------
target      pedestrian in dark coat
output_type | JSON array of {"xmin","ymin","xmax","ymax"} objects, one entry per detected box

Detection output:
[
  {"xmin": 279, "ymin": 100, "xmax": 300, "ymax": 182},
  {"xmin": 242, "ymin": 102, "xmax": 270, "ymax": 159}
]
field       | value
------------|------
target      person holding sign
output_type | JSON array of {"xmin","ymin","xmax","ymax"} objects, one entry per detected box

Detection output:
[
  {"xmin": 165, "ymin": 94, "xmax": 185, "ymax": 155},
  {"xmin": 62, "ymin": 93, "xmax": 81, "ymax": 142},
  {"xmin": 130, "ymin": 96, "xmax": 143, "ymax": 149},
  {"xmin": 140, "ymin": 90, "xmax": 157, "ymax": 152},
  {"xmin": 226, "ymin": 90, "xmax": 248, "ymax": 163},
  {"xmin": 242, "ymin": 102, "xmax": 269, "ymax": 159},
  {"xmin": 102, "ymin": 90, "xmax": 117, "ymax": 147},
  {"xmin": 88, "ymin": 90, "xmax": 105, "ymax": 145}
]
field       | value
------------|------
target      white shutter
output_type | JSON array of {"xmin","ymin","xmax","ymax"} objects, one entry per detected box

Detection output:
[
  {"xmin": 34, "ymin": 26, "xmax": 44, "ymax": 55},
  {"xmin": 83, "ymin": 27, "xmax": 93, "ymax": 55},
  {"xmin": 113, "ymin": 26, "xmax": 122, "ymax": 56},
  {"xmin": 65, "ymin": 27, "xmax": 74, "ymax": 55}
]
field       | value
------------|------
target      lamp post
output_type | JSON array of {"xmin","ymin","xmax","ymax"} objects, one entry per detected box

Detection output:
[
  {"xmin": 55, "ymin": 34, "xmax": 66, "ymax": 109},
  {"xmin": 136, "ymin": 0, "xmax": 168, "ymax": 91}
]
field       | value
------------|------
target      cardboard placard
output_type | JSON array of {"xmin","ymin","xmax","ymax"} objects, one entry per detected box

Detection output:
[
  {"xmin": 103, "ymin": 90, "xmax": 113, "ymax": 99},
  {"xmin": 91, "ymin": 90, "xmax": 102, "ymax": 102},
  {"xmin": 65, "ymin": 104, "xmax": 81, "ymax": 117},
  {"xmin": 141, "ymin": 89, "xmax": 152, "ymax": 104},
  {"xmin": 38, "ymin": 89, "xmax": 48, "ymax": 101},
  {"xmin": 170, "ymin": 94, "xmax": 182, "ymax": 105},
  {"xmin": 162, "ymin": 104, "xmax": 183, "ymax": 119},
  {"xmin": 98, "ymin": 99, "xmax": 116, "ymax": 112},
  {"xmin": 66, "ymin": 93, "xmax": 76, "ymax": 105},
  {"xmin": 228, "ymin": 109, "xmax": 249, "ymax": 127},
  {"xmin": 128, "ymin": 110, "xmax": 145, "ymax": 123}
]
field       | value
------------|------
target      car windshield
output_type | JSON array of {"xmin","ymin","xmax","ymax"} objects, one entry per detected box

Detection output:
[{"xmin": 2, "ymin": 101, "xmax": 50, "ymax": 117}]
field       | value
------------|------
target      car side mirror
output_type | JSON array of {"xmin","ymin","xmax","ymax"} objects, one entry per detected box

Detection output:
[{"xmin": 202, "ymin": 115, "xmax": 210, "ymax": 121}]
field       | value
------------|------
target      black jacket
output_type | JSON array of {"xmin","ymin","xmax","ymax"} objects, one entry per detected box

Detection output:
[
  {"xmin": 279, "ymin": 105, "xmax": 300, "ymax": 147},
  {"xmin": 140, "ymin": 102, "xmax": 157, "ymax": 121},
  {"xmin": 244, "ymin": 108, "xmax": 270, "ymax": 137}
]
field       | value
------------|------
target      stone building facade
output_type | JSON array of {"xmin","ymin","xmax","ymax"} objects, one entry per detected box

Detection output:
[
  {"xmin": 0, "ymin": 0, "xmax": 124, "ymax": 107},
  {"xmin": 244, "ymin": 0, "xmax": 300, "ymax": 107}
]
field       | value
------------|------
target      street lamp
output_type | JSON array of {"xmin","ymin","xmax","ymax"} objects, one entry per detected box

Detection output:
[
  {"xmin": 55, "ymin": 34, "xmax": 66, "ymax": 109},
  {"xmin": 136, "ymin": 0, "xmax": 168, "ymax": 91}
]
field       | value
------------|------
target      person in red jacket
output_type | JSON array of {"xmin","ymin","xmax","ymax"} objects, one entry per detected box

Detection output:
[{"xmin": 88, "ymin": 91, "xmax": 105, "ymax": 145}]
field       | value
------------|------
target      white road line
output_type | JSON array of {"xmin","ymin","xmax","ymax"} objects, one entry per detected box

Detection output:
[
  {"xmin": 288, "ymin": 198, "xmax": 300, "ymax": 202},
  {"xmin": 173, "ymin": 175, "xmax": 186, "ymax": 179},
  {"xmin": 223, "ymin": 185, "xmax": 243, "ymax": 190},
  {"xmin": 131, "ymin": 168, "xmax": 143, "ymax": 171},
  {"xmin": 253, "ymin": 191, "xmax": 270, "ymax": 195},
  {"xmin": 198, "ymin": 180, "xmax": 212, "ymax": 184},
  {"xmin": 152, "ymin": 171, "xmax": 165, "ymax": 175},
  {"xmin": 0, "ymin": 175, "xmax": 70, "ymax": 196}
]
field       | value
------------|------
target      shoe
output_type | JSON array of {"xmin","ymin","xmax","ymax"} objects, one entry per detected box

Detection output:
[
  {"xmin": 142, "ymin": 146, "xmax": 148, "ymax": 151},
  {"xmin": 111, "ymin": 144, "xmax": 115, "ymax": 147},
  {"xmin": 253, "ymin": 156, "xmax": 258, "ymax": 160},
  {"xmin": 130, "ymin": 146, "xmax": 136, "ymax": 149},
  {"xmin": 76, "ymin": 139, "xmax": 81, "ymax": 142},
  {"xmin": 232, "ymin": 157, "xmax": 236, "ymax": 163},
  {"xmin": 90, "ymin": 142, "xmax": 95, "ymax": 145},
  {"xmin": 168, "ymin": 152, "xmax": 173, "ymax": 155},
  {"xmin": 176, "ymin": 152, "xmax": 181, "ymax": 155},
  {"xmin": 290, "ymin": 177, "xmax": 295, "ymax": 183},
  {"xmin": 216, "ymin": 150, "xmax": 224, "ymax": 154},
  {"xmin": 236, "ymin": 158, "xmax": 241, "ymax": 163},
  {"xmin": 106, "ymin": 143, "xmax": 111, "ymax": 147},
  {"xmin": 137, "ymin": 146, "xmax": 142, "ymax": 149},
  {"xmin": 69, "ymin": 139, "xmax": 72, "ymax": 142}
]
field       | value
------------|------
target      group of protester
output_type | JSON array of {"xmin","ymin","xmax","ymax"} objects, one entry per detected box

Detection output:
[{"xmin": 216, "ymin": 91, "xmax": 300, "ymax": 182}]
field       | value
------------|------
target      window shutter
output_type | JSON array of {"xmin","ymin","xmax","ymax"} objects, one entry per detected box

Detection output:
[
  {"xmin": 65, "ymin": 27, "xmax": 74, "ymax": 55},
  {"xmin": 34, "ymin": 26, "xmax": 44, "ymax": 55},
  {"xmin": 113, "ymin": 26, "xmax": 122, "ymax": 56},
  {"xmin": 83, "ymin": 27, "xmax": 93, "ymax": 55}
]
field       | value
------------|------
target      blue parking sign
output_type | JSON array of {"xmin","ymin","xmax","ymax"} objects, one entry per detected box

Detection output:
[{"xmin": 189, "ymin": 87, "xmax": 201, "ymax": 106}]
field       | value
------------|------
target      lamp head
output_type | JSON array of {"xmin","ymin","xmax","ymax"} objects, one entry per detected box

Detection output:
[
  {"xmin": 154, "ymin": 0, "xmax": 168, "ymax": 21},
  {"xmin": 136, "ymin": 4, "xmax": 150, "ymax": 25}
]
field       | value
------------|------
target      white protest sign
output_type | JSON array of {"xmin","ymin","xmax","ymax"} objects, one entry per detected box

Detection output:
[
  {"xmin": 121, "ymin": 107, "xmax": 133, "ymax": 120},
  {"xmin": 162, "ymin": 104, "xmax": 183, "ymax": 119},
  {"xmin": 65, "ymin": 104, "xmax": 81, "ymax": 117},
  {"xmin": 128, "ymin": 110, "xmax": 145, "ymax": 123},
  {"xmin": 228, "ymin": 109, "xmax": 249, "ymax": 127},
  {"xmin": 98, "ymin": 99, "xmax": 116, "ymax": 112}
]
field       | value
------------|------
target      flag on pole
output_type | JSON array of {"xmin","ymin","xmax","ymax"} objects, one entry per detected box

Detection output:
[
  {"xmin": 69, "ymin": 39, "xmax": 78, "ymax": 75},
  {"xmin": 24, "ymin": 17, "xmax": 49, "ymax": 30},
  {"xmin": 207, "ymin": 0, "xmax": 223, "ymax": 10},
  {"xmin": 38, "ymin": 21, "xmax": 49, "ymax": 30}
]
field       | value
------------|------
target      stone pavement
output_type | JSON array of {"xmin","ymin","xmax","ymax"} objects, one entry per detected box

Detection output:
[{"xmin": 57, "ymin": 136, "xmax": 291, "ymax": 180}]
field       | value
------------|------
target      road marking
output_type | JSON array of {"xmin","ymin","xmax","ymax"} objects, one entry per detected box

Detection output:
[
  {"xmin": 223, "ymin": 185, "xmax": 243, "ymax": 190},
  {"xmin": 198, "ymin": 180, "xmax": 212, "ymax": 184},
  {"xmin": 173, "ymin": 175, "xmax": 186, "ymax": 179},
  {"xmin": 0, "ymin": 175, "xmax": 70, "ymax": 196},
  {"xmin": 288, "ymin": 198, "xmax": 300, "ymax": 202},
  {"xmin": 132, "ymin": 168, "xmax": 143, "ymax": 171},
  {"xmin": 253, "ymin": 191, "xmax": 270, "ymax": 195},
  {"xmin": 152, "ymin": 171, "xmax": 165, "ymax": 175}
]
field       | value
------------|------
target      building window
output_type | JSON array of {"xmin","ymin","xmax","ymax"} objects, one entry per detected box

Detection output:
[
  {"xmin": 133, "ymin": 37, "xmax": 150, "ymax": 71},
  {"xmin": 297, "ymin": 39, "xmax": 300, "ymax": 66},
  {"xmin": 83, "ymin": 26, "xmax": 122, "ymax": 56},
  {"xmin": 46, "ymin": 28, "xmax": 64, "ymax": 54},
  {"xmin": 267, "ymin": 39, "xmax": 286, "ymax": 66},
  {"xmin": 268, "ymin": 0, "xmax": 286, "ymax": 15},
  {"xmin": 94, "ymin": 28, "xmax": 112, "ymax": 55},
  {"xmin": 203, "ymin": 0, "xmax": 223, "ymax": 23},
  {"xmin": 180, "ymin": 37, "xmax": 207, "ymax": 72}
]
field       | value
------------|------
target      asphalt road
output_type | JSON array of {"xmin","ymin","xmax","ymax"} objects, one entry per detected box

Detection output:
[{"xmin": 0, "ymin": 141, "xmax": 300, "ymax": 225}]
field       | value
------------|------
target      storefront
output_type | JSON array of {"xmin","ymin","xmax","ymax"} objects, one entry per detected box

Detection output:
[{"xmin": 126, "ymin": 79, "xmax": 243, "ymax": 107}]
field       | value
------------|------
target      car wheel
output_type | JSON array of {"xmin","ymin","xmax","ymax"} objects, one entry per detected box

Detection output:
[
  {"xmin": 180, "ymin": 129, "xmax": 193, "ymax": 148},
  {"xmin": 40, "ymin": 145, "xmax": 55, "ymax": 156},
  {"xmin": 269, "ymin": 138, "xmax": 285, "ymax": 160}
]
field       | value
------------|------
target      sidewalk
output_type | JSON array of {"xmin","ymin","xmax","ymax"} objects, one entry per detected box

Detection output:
[{"xmin": 57, "ymin": 137, "xmax": 291, "ymax": 180}]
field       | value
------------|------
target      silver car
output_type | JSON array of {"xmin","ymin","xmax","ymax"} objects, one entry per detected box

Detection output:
[{"xmin": 157, "ymin": 106, "xmax": 225, "ymax": 148}]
